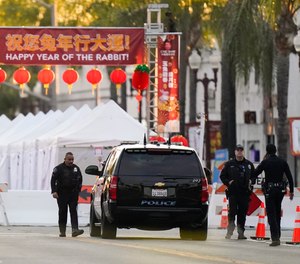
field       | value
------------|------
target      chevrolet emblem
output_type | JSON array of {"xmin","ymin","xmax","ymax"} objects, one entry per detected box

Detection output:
[{"xmin": 154, "ymin": 182, "xmax": 165, "ymax": 187}]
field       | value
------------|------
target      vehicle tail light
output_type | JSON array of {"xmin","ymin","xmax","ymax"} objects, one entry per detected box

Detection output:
[
  {"xmin": 201, "ymin": 177, "xmax": 209, "ymax": 203},
  {"xmin": 109, "ymin": 176, "xmax": 118, "ymax": 201}
]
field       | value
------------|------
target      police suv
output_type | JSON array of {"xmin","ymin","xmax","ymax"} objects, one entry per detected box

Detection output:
[{"xmin": 85, "ymin": 141, "xmax": 210, "ymax": 240}]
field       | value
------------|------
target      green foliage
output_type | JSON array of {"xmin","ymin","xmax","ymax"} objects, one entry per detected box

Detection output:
[
  {"xmin": 0, "ymin": 84, "xmax": 20, "ymax": 118},
  {"xmin": 135, "ymin": 64, "xmax": 150, "ymax": 73}
]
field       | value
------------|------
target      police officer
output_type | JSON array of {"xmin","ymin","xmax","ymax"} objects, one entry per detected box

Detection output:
[
  {"xmin": 51, "ymin": 152, "xmax": 84, "ymax": 237},
  {"xmin": 252, "ymin": 144, "xmax": 294, "ymax": 246},
  {"xmin": 220, "ymin": 144, "xmax": 255, "ymax": 239}
]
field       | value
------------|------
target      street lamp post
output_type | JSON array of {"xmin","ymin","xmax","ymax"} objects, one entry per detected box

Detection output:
[{"xmin": 189, "ymin": 50, "xmax": 218, "ymax": 170}]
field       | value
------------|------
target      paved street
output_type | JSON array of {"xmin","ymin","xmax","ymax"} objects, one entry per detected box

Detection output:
[{"xmin": 0, "ymin": 226, "xmax": 299, "ymax": 264}]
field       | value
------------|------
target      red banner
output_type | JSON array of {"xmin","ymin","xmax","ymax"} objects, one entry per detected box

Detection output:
[
  {"xmin": 157, "ymin": 34, "xmax": 180, "ymax": 133},
  {"xmin": 0, "ymin": 27, "xmax": 144, "ymax": 65}
]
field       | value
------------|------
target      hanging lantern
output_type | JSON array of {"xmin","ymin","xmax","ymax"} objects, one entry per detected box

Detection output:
[
  {"xmin": 86, "ymin": 68, "xmax": 102, "ymax": 95},
  {"xmin": 62, "ymin": 68, "xmax": 79, "ymax": 94},
  {"xmin": 110, "ymin": 68, "xmax": 126, "ymax": 89},
  {"xmin": 37, "ymin": 67, "xmax": 55, "ymax": 95},
  {"xmin": 171, "ymin": 135, "xmax": 189, "ymax": 147},
  {"xmin": 132, "ymin": 64, "xmax": 150, "ymax": 91},
  {"xmin": 149, "ymin": 136, "xmax": 166, "ymax": 143},
  {"xmin": 0, "ymin": 68, "xmax": 7, "ymax": 83},
  {"xmin": 13, "ymin": 67, "xmax": 31, "ymax": 94}
]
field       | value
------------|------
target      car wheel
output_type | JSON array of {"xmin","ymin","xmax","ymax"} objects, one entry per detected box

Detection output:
[
  {"xmin": 101, "ymin": 208, "xmax": 117, "ymax": 239},
  {"xmin": 180, "ymin": 219, "xmax": 208, "ymax": 241},
  {"xmin": 89, "ymin": 204, "xmax": 101, "ymax": 237}
]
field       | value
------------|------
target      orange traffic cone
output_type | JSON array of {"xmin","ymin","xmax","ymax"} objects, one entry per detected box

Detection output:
[
  {"xmin": 286, "ymin": 205, "xmax": 300, "ymax": 245},
  {"xmin": 219, "ymin": 197, "xmax": 228, "ymax": 229},
  {"xmin": 250, "ymin": 202, "xmax": 270, "ymax": 240}
]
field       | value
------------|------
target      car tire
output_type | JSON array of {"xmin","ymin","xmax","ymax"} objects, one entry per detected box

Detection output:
[
  {"xmin": 180, "ymin": 219, "xmax": 208, "ymax": 241},
  {"xmin": 89, "ymin": 204, "xmax": 101, "ymax": 237},
  {"xmin": 101, "ymin": 208, "xmax": 117, "ymax": 239}
]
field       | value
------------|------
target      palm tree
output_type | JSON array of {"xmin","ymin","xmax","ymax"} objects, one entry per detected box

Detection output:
[
  {"xmin": 272, "ymin": 1, "xmax": 299, "ymax": 158},
  {"xmin": 219, "ymin": 0, "xmax": 273, "ymax": 157},
  {"xmin": 219, "ymin": 0, "xmax": 300, "ymax": 160}
]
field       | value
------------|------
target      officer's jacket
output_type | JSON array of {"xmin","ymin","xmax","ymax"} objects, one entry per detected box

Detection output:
[
  {"xmin": 220, "ymin": 158, "xmax": 255, "ymax": 194},
  {"xmin": 253, "ymin": 154, "xmax": 294, "ymax": 193},
  {"xmin": 51, "ymin": 163, "xmax": 82, "ymax": 194}
]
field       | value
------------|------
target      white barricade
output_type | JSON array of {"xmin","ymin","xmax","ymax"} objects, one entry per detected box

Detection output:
[
  {"xmin": 208, "ymin": 183, "xmax": 299, "ymax": 229},
  {"xmin": 0, "ymin": 186, "xmax": 299, "ymax": 228},
  {"xmin": 0, "ymin": 183, "xmax": 9, "ymax": 226},
  {"xmin": 0, "ymin": 190, "xmax": 89, "ymax": 226}
]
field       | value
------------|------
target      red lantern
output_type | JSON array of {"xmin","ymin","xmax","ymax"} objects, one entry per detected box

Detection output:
[
  {"xmin": 132, "ymin": 64, "xmax": 150, "ymax": 104},
  {"xmin": 0, "ymin": 68, "xmax": 7, "ymax": 83},
  {"xmin": 132, "ymin": 71, "xmax": 149, "ymax": 90},
  {"xmin": 38, "ymin": 67, "xmax": 55, "ymax": 95},
  {"xmin": 13, "ymin": 67, "xmax": 31, "ymax": 94},
  {"xmin": 110, "ymin": 68, "xmax": 126, "ymax": 89},
  {"xmin": 171, "ymin": 135, "xmax": 189, "ymax": 147},
  {"xmin": 86, "ymin": 68, "xmax": 102, "ymax": 94},
  {"xmin": 62, "ymin": 68, "xmax": 79, "ymax": 94},
  {"xmin": 149, "ymin": 136, "xmax": 166, "ymax": 143}
]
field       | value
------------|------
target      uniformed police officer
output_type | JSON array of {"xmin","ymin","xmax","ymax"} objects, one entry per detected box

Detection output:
[
  {"xmin": 220, "ymin": 144, "xmax": 255, "ymax": 239},
  {"xmin": 252, "ymin": 144, "xmax": 294, "ymax": 246},
  {"xmin": 51, "ymin": 152, "xmax": 84, "ymax": 237}
]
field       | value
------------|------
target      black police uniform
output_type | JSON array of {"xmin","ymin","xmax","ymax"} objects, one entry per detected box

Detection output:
[
  {"xmin": 253, "ymin": 154, "xmax": 294, "ymax": 243},
  {"xmin": 51, "ymin": 162, "xmax": 82, "ymax": 235},
  {"xmin": 220, "ymin": 158, "xmax": 255, "ymax": 238}
]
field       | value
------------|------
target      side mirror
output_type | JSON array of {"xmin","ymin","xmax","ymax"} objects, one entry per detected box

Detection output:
[{"xmin": 85, "ymin": 165, "xmax": 103, "ymax": 176}]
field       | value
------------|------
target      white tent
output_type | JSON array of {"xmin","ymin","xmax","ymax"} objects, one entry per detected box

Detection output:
[
  {"xmin": 0, "ymin": 100, "xmax": 151, "ymax": 190},
  {"xmin": 57, "ymin": 100, "xmax": 147, "ymax": 147},
  {"xmin": 0, "ymin": 114, "xmax": 12, "ymax": 134}
]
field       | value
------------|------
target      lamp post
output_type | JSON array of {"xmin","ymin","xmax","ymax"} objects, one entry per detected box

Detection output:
[
  {"xmin": 189, "ymin": 50, "xmax": 219, "ymax": 170},
  {"xmin": 34, "ymin": 0, "xmax": 58, "ymax": 110}
]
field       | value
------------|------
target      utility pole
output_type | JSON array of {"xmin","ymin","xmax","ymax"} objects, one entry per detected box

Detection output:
[{"xmin": 35, "ymin": 0, "xmax": 58, "ymax": 110}]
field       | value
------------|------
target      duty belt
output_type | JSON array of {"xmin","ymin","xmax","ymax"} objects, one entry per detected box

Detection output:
[{"xmin": 267, "ymin": 182, "xmax": 285, "ymax": 188}]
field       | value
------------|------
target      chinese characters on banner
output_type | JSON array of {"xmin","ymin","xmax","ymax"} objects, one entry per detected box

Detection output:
[
  {"xmin": 157, "ymin": 34, "xmax": 180, "ymax": 133},
  {"xmin": 0, "ymin": 27, "xmax": 145, "ymax": 65}
]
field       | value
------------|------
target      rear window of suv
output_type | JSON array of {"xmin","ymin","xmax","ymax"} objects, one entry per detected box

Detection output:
[{"xmin": 118, "ymin": 148, "xmax": 203, "ymax": 177}]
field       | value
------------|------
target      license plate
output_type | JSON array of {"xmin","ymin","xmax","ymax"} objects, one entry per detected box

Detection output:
[{"xmin": 152, "ymin": 189, "xmax": 167, "ymax": 197}]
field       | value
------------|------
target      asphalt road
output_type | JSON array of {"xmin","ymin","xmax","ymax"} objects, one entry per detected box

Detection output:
[{"xmin": 0, "ymin": 226, "xmax": 299, "ymax": 264}]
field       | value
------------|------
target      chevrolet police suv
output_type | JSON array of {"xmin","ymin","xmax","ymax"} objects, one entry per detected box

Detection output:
[{"xmin": 85, "ymin": 141, "xmax": 210, "ymax": 240}]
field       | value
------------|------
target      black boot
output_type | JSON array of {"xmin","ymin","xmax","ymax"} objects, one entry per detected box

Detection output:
[
  {"xmin": 72, "ymin": 228, "xmax": 84, "ymax": 237},
  {"xmin": 59, "ymin": 226, "xmax": 66, "ymax": 237},
  {"xmin": 225, "ymin": 221, "xmax": 235, "ymax": 239},
  {"xmin": 237, "ymin": 226, "xmax": 247, "ymax": 239}
]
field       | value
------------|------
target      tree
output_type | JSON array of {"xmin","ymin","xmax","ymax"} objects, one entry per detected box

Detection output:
[
  {"xmin": 272, "ymin": 1, "xmax": 299, "ymax": 159},
  {"xmin": 218, "ymin": 0, "xmax": 300, "ymax": 160},
  {"xmin": 217, "ymin": 0, "xmax": 274, "ymax": 156}
]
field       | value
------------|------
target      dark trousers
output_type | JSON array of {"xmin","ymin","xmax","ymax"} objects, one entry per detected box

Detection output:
[
  {"xmin": 57, "ymin": 190, "xmax": 79, "ymax": 232},
  {"xmin": 227, "ymin": 193, "xmax": 250, "ymax": 234},
  {"xmin": 265, "ymin": 188, "xmax": 284, "ymax": 241}
]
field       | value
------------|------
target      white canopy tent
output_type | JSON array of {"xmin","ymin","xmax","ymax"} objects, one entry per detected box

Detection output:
[
  {"xmin": 0, "ymin": 100, "xmax": 150, "ymax": 190},
  {"xmin": 57, "ymin": 100, "xmax": 148, "ymax": 147},
  {"xmin": 0, "ymin": 115, "xmax": 12, "ymax": 134}
]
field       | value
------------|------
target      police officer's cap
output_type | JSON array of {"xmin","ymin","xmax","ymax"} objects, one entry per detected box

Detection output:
[
  {"xmin": 235, "ymin": 144, "xmax": 244, "ymax": 151},
  {"xmin": 266, "ymin": 143, "xmax": 277, "ymax": 154}
]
